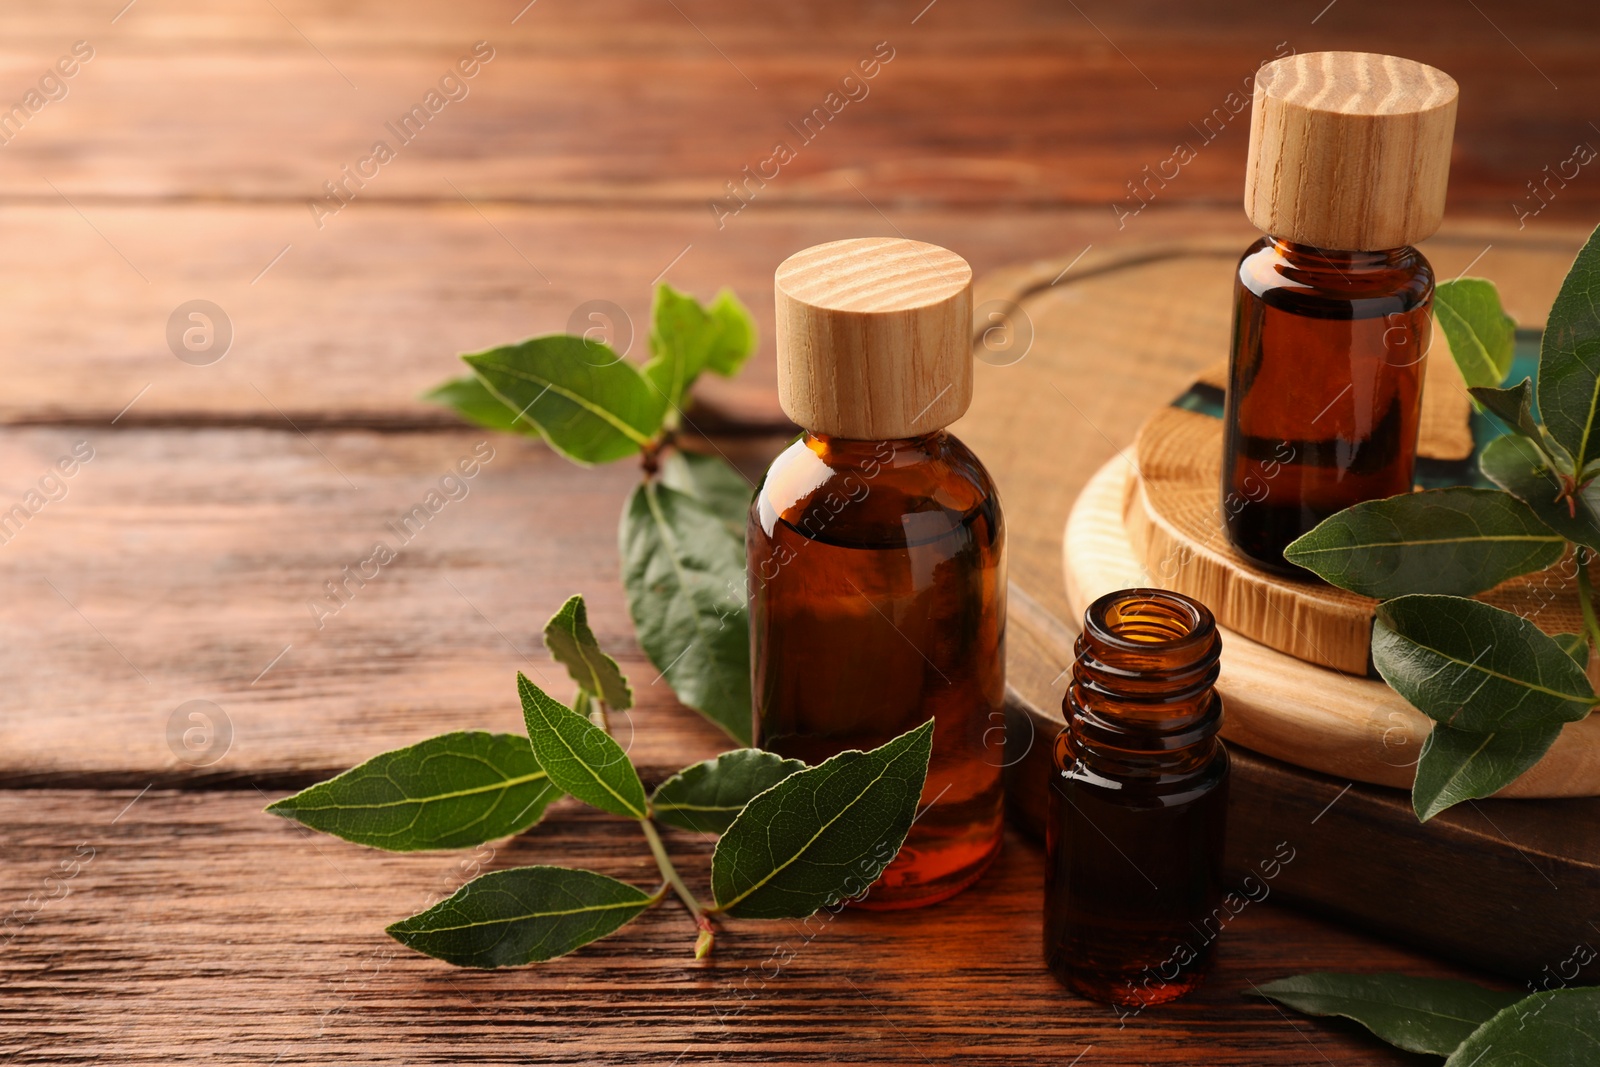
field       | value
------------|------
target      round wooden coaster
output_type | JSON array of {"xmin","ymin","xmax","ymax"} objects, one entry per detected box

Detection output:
[
  {"xmin": 1126, "ymin": 404, "xmax": 1592, "ymax": 675},
  {"xmin": 1064, "ymin": 455, "xmax": 1600, "ymax": 796}
]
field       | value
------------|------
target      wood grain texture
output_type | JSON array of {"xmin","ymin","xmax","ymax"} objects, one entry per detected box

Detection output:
[
  {"xmin": 0, "ymin": 789, "xmax": 1501, "ymax": 1065},
  {"xmin": 1246, "ymin": 52, "xmax": 1458, "ymax": 248},
  {"xmin": 0, "ymin": 204, "xmax": 1256, "ymax": 429},
  {"xmin": 0, "ymin": 427, "xmax": 776, "ymax": 787},
  {"xmin": 775, "ymin": 237, "xmax": 972, "ymax": 438},
  {"xmin": 4, "ymin": 0, "xmax": 1597, "ymax": 217}
]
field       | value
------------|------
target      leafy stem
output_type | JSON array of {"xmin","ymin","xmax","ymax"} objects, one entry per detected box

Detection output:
[{"xmin": 639, "ymin": 816, "xmax": 714, "ymax": 954}]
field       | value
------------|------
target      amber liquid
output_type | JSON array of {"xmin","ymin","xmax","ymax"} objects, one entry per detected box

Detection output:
[
  {"xmin": 1222, "ymin": 238, "xmax": 1433, "ymax": 574},
  {"xmin": 1045, "ymin": 590, "xmax": 1227, "ymax": 1007},
  {"xmin": 749, "ymin": 431, "xmax": 1006, "ymax": 909}
]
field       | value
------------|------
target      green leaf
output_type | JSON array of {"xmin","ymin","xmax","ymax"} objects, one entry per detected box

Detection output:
[
  {"xmin": 1555, "ymin": 632, "xmax": 1590, "ymax": 667},
  {"xmin": 710, "ymin": 720, "xmax": 934, "ymax": 919},
  {"xmin": 620, "ymin": 480, "xmax": 752, "ymax": 744},
  {"xmin": 1250, "ymin": 972, "xmax": 1521, "ymax": 1056},
  {"xmin": 1470, "ymin": 377, "xmax": 1542, "ymax": 442},
  {"xmin": 516, "ymin": 672, "xmax": 646, "ymax": 819},
  {"xmin": 640, "ymin": 286, "xmax": 758, "ymax": 415},
  {"xmin": 658, "ymin": 449, "xmax": 753, "ymax": 541},
  {"xmin": 1536, "ymin": 226, "xmax": 1600, "ymax": 472},
  {"xmin": 1445, "ymin": 987, "xmax": 1600, "ymax": 1066},
  {"xmin": 421, "ymin": 376, "xmax": 532, "ymax": 434},
  {"xmin": 644, "ymin": 286, "xmax": 758, "ymax": 421},
  {"xmin": 464, "ymin": 335, "xmax": 668, "ymax": 466},
  {"xmin": 264, "ymin": 731, "xmax": 557, "ymax": 852},
  {"xmin": 542, "ymin": 595, "xmax": 633, "ymax": 711},
  {"xmin": 1412, "ymin": 721, "xmax": 1564, "ymax": 821},
  {"xmin": 1435, "ymin": 278, "xmax": 1516, "ymax": 389},
  {"xmin": 650, "ymin": 749, "xmax": 806, "ymax": 834},
  {"xmin": 1372, "ymin": 595, "xmax": 1595, "ymax": 733},
  {"xmin": 1480, "ymin": 433, "xmax": 1600, "ymax": 552},
  {"xmin": 386, "ymin": 866, "xmax": 655, "ymax": 968},
  {"xmin": 1283, "ymin": 488, "xmax": 1564, "ymax": 598}
]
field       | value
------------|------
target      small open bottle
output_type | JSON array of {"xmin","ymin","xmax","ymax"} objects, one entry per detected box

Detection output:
[
  {"xmin": 1223, "ymin": 51, "xmax": 1458, "ymax": 573},
  {"xmin": 1045, "ymin": 588, "xmax": 1226, "ymax": 1006},
  {"xmin": 749, "ymin": 237, "xmax": 1006, "ymax": 909}
]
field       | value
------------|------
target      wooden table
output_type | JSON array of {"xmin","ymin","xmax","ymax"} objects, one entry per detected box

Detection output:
[{"xmin": 4, "ymin": 2, "xmax": 1598, "ymax": 1062}]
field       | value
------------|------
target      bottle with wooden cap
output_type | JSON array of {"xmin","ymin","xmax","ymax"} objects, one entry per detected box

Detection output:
[
  {"xmin": 750, "ymin": 236, "xmax": 1006, "ymax": 909},
  {"xmin": 1222, "ymin": 51, "xmax": 1458, "ymax": 574}
]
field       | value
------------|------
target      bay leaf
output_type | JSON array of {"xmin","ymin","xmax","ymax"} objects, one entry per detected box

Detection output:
[
  {"xmin": 1535, "ymin": 225, "xmax": 1600, "ymax": 471},
  {"xmin": 651, "ymin": 749, "xmax": 806, "ymax": 834},
  {"xmin": 517, "ymin": 672, "xmax": 646, "ymax": 819},
  {"xmin": 542, "ymin": 594, "xmax": 633, "ymax": 710},
  {"xmin": 1435, "ymin": 277, "xmax": 1516, "ymax": 390},
  {"xmin": 264, "ymin": 731, "xmax": 557, "ymax": 852},
  {"xmin": 1445, "ymin": 987, "xmax": 1600, "ymax": 1066},
  {"xmin": 1412, "ymin": 721, "xmax": 1564, "ymax": 821},
  {"xmin": 420, "ymin": 375, "xmax": 531, "ymax": 434},
  {"xmin": 1283, "ymin": 487, "xmax": 1563, "ymax": 598},
  {"xmin": 464, "ymin": 335, "xmax": 667, "ymax": 465},
  {"xmin": 387, "ymin": 865, "xmax": 655, "ymax": 968},
  {"xmin": 1480, "ymin": 433, "xmax": 1600, "ymax": 552},
  {"xmin": 710, "ymin": 720, "xmax": 933, "ymax": 919},
  {"xmin": 1372, "ymin": 595, "xmax": 1595, "ymax": 733},
  {"xmin": 620, "ymin": 480, "xmax": 752, "ymax": 743},
  {"xmin": 1252, "ymin": 972, "xmax": 1521, "ymax": 1056}
]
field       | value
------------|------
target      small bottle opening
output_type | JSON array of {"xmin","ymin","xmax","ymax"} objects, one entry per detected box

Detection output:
[{"xmin": 1086, "ymin": 588, "xmax": 1215, "ymax": 652}]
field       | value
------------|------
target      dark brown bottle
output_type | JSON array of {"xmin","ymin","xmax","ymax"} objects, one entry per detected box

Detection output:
[
  {"xmin": 1224, "ymin": 51, "xmax": 1458, "ymax": 573},
  {"xmin": 1222, "ymin": 238, "xmax": 1434, "ymax": 572},
  {"xmin": 749, "ymin": 237, "xmax": 1006, "ymax": 909},
  {"xmin": 1045, "ymin": 588, "xmax": 1227, "ymax": 1007}
]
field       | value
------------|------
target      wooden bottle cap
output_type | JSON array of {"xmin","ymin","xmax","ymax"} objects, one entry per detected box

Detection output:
[
  {"xmin": 1245, "ymin": 51, "xmax": 1458, "ymax": 250},
  {"xmin": 775, "ymin": 237, "xmax": 973, "ymax": 439}
]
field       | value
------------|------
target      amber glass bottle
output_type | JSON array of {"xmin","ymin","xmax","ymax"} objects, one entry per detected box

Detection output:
[
  {"xmin": 1222, "ymin": 239, "xmax": 1434, "ymax": 571},
  {"xmin": 750, "ymin": 237, "xmax": 1006, "ymax": 909},
  {"xmin": 1045, "ymin": 588, "xmax": 1227, "ymax": 1007},
  {"xmin": 1224, "ymin": 51, "xmax": 1458, "ymax": 573}
]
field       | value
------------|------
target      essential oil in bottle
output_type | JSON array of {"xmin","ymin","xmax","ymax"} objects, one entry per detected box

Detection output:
[
  {"xmin": 1045, "ymin": 588, "xmax": 1227, "ymax": 1007},
  {"xmin": 1222, "ymin": 51, "xmax": 1458, "ymax": 574},
  {"xmin": 749, "ymin": 237, "xmax": 1006, "ymax": 909}
]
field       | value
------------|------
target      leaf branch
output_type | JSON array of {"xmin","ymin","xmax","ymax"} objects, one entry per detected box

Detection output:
[{"xmin": 639, "ymin": 816, "xmax": 715, "ymax": 958}]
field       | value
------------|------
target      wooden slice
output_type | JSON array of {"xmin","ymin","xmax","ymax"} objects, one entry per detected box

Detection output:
[
  {"xmin": 1128, "ymin": 403, "xmax": 1593, "ymax": 675},
  {"xmin": 1066, "ymin": 455, "xmax": 1600, "ymax": 796}
]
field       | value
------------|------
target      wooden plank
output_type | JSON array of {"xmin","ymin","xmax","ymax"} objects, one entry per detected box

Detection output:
[
  {"xmin": 0, "ymin": 426, "xmax": 774, "ymax": 787},
  {"xmin": 0, "ymin": 788, "xmax": 1497, "ymax": 1064},
  {"xmin": 5, "ymin": 1, "xmax": 1597, "ymax": 216},
  {"xmin": 0, "ymin": 203, "xmax": 1259, "ymax": 427},
  {"xmin": 4, "ymin": 207, "xmax": 1585, "ymax": 432}
]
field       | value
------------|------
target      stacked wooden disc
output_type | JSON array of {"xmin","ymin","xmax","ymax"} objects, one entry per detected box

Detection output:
[
  {"xmin": 1058, "ymin": 341, "xmax": 1600, "ymax": 794},
  {"xmin": 1125, "ymin": 363, "xmax": 1594, "ymax": 677}
]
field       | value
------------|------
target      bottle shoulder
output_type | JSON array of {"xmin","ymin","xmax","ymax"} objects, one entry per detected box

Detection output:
[
  {"xmin": 752, "ymin": 430, "xmax": 1002, "ymax": 546},
  {"xmin": 1237, "ymin": 236, "xmax": 1434, "ymax": 314}
]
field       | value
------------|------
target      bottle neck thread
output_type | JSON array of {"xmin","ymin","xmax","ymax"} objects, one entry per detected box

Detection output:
[{"xmin": 1067, "ymin": 589, "xmax": 1222, "ymax": 762}]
